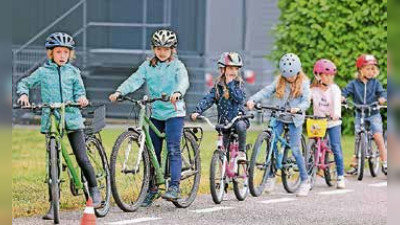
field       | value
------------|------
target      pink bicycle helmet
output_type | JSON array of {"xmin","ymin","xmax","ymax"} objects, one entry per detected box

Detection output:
[{"xmin": 313, "ymin": 59, "xmax": 337, "ymax": 75}]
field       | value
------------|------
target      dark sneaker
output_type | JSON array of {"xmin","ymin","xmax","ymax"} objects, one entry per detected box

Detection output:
[
  {"xmin": 162, "ymin": 186, "xmax": 180, "ymax": 201},
  {"xmin": 42, "ymin": 203, "xmax": 54, "ymax": 220},
  {"xmin": 89, "ymin": 186, "xmax": 102, "ymax": 208},
  {"xmin": 345, "ymin": 167, "xmax": 358, "ymax": 176},
  {"xmin": 141, "ymin": 189, "xmax": 161, "ymax": 207}
]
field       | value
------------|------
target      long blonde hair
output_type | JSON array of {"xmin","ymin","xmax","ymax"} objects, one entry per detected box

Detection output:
[
  {"xmin": 275, "ymin": 71, "xmax": 308, "ymax": 99},
  {"xmin": 214, "ymin": 69, "xmax": 243, "ymax": 100}
]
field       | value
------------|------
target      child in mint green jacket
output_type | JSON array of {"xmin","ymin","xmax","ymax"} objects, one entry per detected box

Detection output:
[
  {"xmin": 16, "ymin": 32, "xmax": 102, "ymax": 220},
  {"xmin": 109, "ymin": 29, "xmax": 189, "ymax": 206}
]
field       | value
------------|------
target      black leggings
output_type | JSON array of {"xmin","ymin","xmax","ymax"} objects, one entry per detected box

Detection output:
[
  {"xmin": 47, "ymin": 130, "xmax": 97, "ymax": 200},
  {"xmin": 67, "ymin": 130, "xmax": 98, "ymax": 188}
]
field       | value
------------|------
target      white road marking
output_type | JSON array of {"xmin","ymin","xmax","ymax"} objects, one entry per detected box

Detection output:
[
  {"xmin": 105, "ymin": 217, "xmax": 162, "ymax": 225},
  {"xmin": 369, "ymin": 182, "xmax": 387, "ymax": 187},
  {"xmin": 191, "ymin": 206, "xmax": 234, "ymax": 213},
  {"xmin": 318, "ymin": 189, "xmax": 354, "ymax": 195},
  {"xmin": 259, "ymin": 197, "xmax": 296, "ymax": 204}
]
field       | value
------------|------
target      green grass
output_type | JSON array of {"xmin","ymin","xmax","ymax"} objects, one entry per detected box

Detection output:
[{"xmin": 12, "ymin": 127, "xmax": 355, "ymax": 218}]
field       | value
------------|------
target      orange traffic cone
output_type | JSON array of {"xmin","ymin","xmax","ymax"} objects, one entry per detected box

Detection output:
[{"xmin": 80, "ymin": 197, "xmax": 96, "ymax": 225}]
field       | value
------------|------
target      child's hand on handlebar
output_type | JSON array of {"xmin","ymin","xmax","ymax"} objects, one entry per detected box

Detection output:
[
  {"xmin": 246, "ymin": 100, "xmax": 255, "ymax": 110},
  {"xmin": 290, "ymin": 108, "xmax": 301, "ymax": 114},
  {"xmin": 78, "ymin": 96, "xmax": 89, "ymax": 107},
  {"xmin": 378, "ymin": 97, "xmax": 386, "ymax": 105},
  {"xmin": 170, "ymin": 92, "xmax": 181, "ymax": 104},
  {"xmin": 191, "ymin": 113, "xmax": 200, "ymax": 121},
  {"xmin": 17, "ymin": 94, "xmax": 30, "ymax": 107},
  {"xmin": 109, "ymin": 92, "xmax": 121, "ymax": 103}
]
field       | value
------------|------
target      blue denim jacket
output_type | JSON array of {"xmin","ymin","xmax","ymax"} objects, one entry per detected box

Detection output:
[
  {"xmin": 249, "ymin": 77, "xmax": 311, "ymax": 127},
  {"xmin": 194, "ymin": 80, "xmax": 248, "ymax": 124},
  {"xmin": 342, "ymin": 78, "xmax": 386, "ymax": 115}
]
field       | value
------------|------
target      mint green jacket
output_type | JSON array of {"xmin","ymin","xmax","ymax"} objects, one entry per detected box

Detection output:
[
  {"xmin": 116, "ymin": 58, "xmax": 190, "ymax": 120},
  {"xmin": 17, "ymin": 61, "xmax": 86, "ymax": 133}
]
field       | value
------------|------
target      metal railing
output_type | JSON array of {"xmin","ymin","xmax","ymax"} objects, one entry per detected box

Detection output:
[{"xmin": 12, "ymin": 0, "xmax": 87, "ymax": 80}]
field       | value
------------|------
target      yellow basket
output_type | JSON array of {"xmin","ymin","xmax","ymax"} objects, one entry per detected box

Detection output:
[{"xmin": 306, "ymin": 118, "xmax": 328, "ymax": 138}]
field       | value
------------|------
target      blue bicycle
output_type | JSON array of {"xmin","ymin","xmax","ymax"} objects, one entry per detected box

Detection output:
[{"xmin": 249, "ymin": 105, "xmax": 307, "ymax": 196}]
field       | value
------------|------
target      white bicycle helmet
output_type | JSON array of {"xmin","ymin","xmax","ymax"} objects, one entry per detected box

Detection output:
[
  {"xmin": 151, "ymin": 29, "xmax": 178, "ymax": 48},
  {"xmin": 45, "ymin": 32, "xmax": 75, "ymax": 49}
]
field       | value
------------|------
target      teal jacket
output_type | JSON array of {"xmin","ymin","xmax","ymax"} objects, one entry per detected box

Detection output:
[
  {"xmin": 116, "ymin": 58, "xmax": 190, "ymax": 120},
  {"xmin": 249, "ymin": 77, "xmax": 311, "ymax": 127},
  {"xmin": 17, "ymin": 60, "xmax": 86, "ymax": 133}
]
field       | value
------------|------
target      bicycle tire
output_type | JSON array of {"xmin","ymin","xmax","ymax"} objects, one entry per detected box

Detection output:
[
  {"xmin": 357, "ymin": 132, "xmax": 367, "ymax": 181},
  {"xmin": 306, "ymin": 138, "xmax": 317, "ymax": 189},
  {"xmin": 368, "ymin": 133, "xmax": 380, "ymax": 177},
  {"xmin": 210, "ymin": 150, "xmax": 226, "ymax": 204},
  {"xmin": 324, "ymin": 149, "xmax": 337, "ymax": 187},
  {"xmin": 282, "ymin": 135, "xmax": 306, "ymax": 193},
  {"xmin": 49, "ymin": 137, "xmax": 60, "ymax": 224}
]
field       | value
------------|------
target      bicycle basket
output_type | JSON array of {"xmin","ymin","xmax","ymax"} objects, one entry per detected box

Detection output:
[
  {"xmin": 83, "ymin": 105, "xmax": 106, "ymax": 134},
  {"xmin": 306, "ymin": 118, "xmax": 328, "ymax": 138}
]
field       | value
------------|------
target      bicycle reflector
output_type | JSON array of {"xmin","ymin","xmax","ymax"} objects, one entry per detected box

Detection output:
[{"xmin": 306, "ymin": 118, "xmax": 328, "ymax": 138}]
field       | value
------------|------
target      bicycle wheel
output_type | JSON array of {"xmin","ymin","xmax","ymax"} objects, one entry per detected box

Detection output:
[
  {"xmin": 210, "ymin": 150, "xmax": 226, "ymax": 204},
  {"xmin": 110, "ymin": 130, "xmax": 150, "ymax": 212},
  {"xmin": 357, "ymin": 133, "xmax": 367, "ymax": 181},
  {"xmin": 49, "ymin": 137, "xmax": 60, "ymax": 224},
  {"xmin": 306, "ymin": 138, "xmax": 317, "ymax": 189},
  {"xmin": 368, "ymin": 133, "xmax": 380, "ymax": 177},
  {"xmin": 233, "ymin": 154, "xmax": 249, "ymax": 201},
  {"xmin": 282, "ymin": 135, "xmax": 306, "ymax": 193},
  {"xmin": 324, "ymin": 149, "xmax": 337, "ymax": 187},
  {"xmin": 173, "ymin": 131, "xmax": 201, "ymax": 208},
  {"xmin": 85, "ymin": 136, "xmax": 111, "ymax": 217},
  {"xmin": 249, "ymin": 131, "xmax": 272, "ymax": 197}
]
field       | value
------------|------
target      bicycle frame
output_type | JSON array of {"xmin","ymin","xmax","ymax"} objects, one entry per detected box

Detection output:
[
  {"xmin": 47, "ymin": 106, "xmax": 84, "ymax": 191},
  {"xmin": 311, "ymin": 137, "xmax": 333, "ymax": 171},
  {"xmin": 215, "ymin": 131, "xmax": 245, "ymax": 179},
  {"xmin": 267, "ymin": 122, "xmax": 291, "ymax": 171},
  {"xmin": 128, "ymin": 100, "xmax": 169, "ymax": 187}
]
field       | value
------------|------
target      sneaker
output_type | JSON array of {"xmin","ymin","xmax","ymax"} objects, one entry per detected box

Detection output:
[
  {"xmin": 42, "ymin": 203, "xmax": 54, "ymax": 220},
  {"xmin": 89, "ymin": 186, "xmax": 102, "ymax": 208},
  {"xmin": 337, "ymin": 176, "xmax": 345, "ymax": 189},
  {"xmin": 382, "ymin": 161, "xmax": 388, "ymax": 176},
  {"xmin": 162, "ymin": 186, "xmax": 180, "ymax": 201},
  {"xmin": 296, "ymin": 180, "xmax": 311, "ymax": 197},
  {"xmin": 141, "ymin": 189, "xmax": 161, "ymax": 207},
  {"xmin": 237, "ymin": 151, "xmax": 247, "ymax": 163},
  {"xmin": 345, "ymin": 166, "xmax": 358, "ymax": 176},
  {"xmin": 265, "ymin": 177, "xmax": 276, "ymax": 194}
]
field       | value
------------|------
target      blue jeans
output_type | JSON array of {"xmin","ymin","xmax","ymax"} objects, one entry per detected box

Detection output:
[
  {"xmin": 150, "ymin": 117, "xmax": 184, "ymax": 188},
  {"xmin": 327, "ymin": 125, "xmax": 345, "ymax": 177},
  {"xmin": 273, "ymin": 120, "xmax": 309, "ymax": 182}
]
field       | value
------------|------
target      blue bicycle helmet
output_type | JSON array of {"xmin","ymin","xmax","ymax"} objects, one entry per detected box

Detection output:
[
  {"xmin": 279, "ymin": 53, "xmax": 302, "ymax": 78},
  {"xmin": 45, "ymin": 32, "xmax": 75, "ymax": 49}
]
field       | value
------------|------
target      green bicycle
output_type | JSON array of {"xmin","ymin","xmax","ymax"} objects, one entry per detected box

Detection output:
[
  {"xmin": 14, "ymin": 103, "xmax": 111, "ymax": 224},
  {"xmin": 110, "ymin": 94, "xmax": 202, "ymax": 212}
]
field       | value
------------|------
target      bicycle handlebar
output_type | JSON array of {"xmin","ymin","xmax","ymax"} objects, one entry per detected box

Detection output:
[
  {"xmin": 13, "ymin": 102, "xmax": 83, "ymax": 110},
  {"xmin": 253, "ymin": 103, "xmax": 304, "ymax": 115},
  {"xmin": 342, "ymin": 100, "xmax": 386, "ymax": 111},
  {"xmin": 305, "ymin": 115, "xmax": 341, "ymax": 121},
  {"xmin": 197, "ymin": 114, "xmax": 254, "ymax": 130},
  {"xmin": 117, "ymin": 93, "xmax": 181, "ymax": 105}
]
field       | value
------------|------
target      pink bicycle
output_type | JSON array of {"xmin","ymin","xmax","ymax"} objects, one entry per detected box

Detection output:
[
  {"xmin": 198, "ymin": 114, "xmax": 254, "ymax": 204},
  {"xmin": 305, "ymin": 115, "xmax": 338, "ymax": 188}
]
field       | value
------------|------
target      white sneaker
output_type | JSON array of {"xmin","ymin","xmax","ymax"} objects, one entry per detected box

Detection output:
[
  {"xmin": 265, "ymin": 177, "xmax": 276, "ymax": 194},
  {"xmin": 296, "ymin": 180, "xmax": 311, "ymax": 197},
  {"xmin": 237, "ymin": 151, "xmax": 247, "ymax": 163},
  {"xmin": 337, "ymin": 176, "xmax": 345, "ymax": 189}
]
